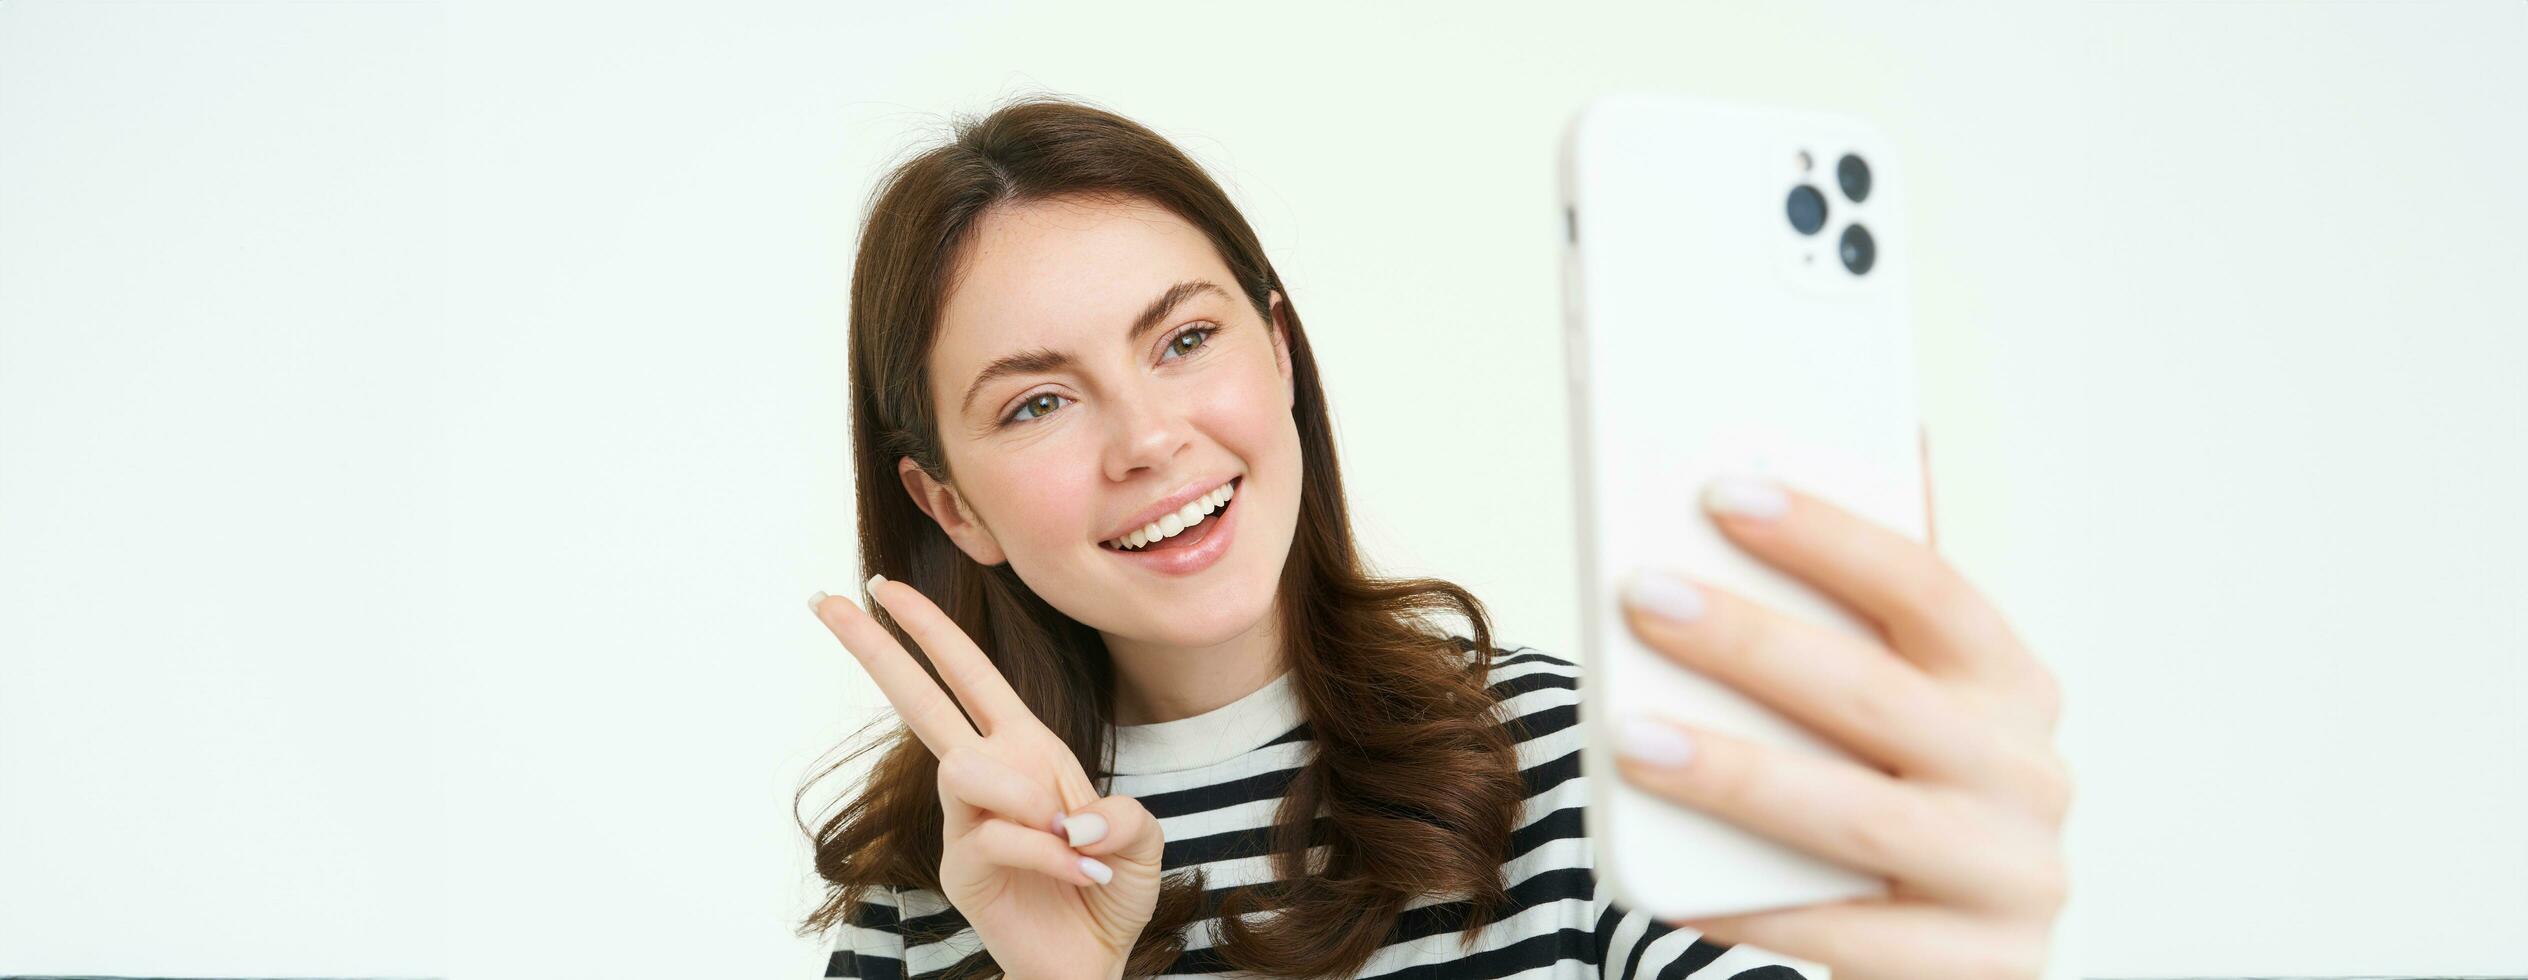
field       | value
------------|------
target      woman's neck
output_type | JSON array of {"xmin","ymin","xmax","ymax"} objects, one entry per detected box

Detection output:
[{"xmin": 1100, "ymin": 612, "xmax": 1287, "ymax": 726}]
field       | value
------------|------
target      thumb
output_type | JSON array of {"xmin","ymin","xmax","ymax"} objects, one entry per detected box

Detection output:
[
  {"xmin": 1060, "ymin": 793, "xmax": 1164, "ymax": 867},
  {"xmin": 1061, "ymin": 793, "xmax": 1166, "ymax": 960}
]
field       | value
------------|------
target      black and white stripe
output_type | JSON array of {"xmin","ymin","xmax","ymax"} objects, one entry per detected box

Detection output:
[{"xmin": 824, "ymin": 640, "xmax": 1823, "ymax": 980}]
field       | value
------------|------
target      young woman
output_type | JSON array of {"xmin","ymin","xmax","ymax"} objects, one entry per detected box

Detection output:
[{"xmin": 799, "ymin": 95, "xmax": 2068, "ymax": 980}]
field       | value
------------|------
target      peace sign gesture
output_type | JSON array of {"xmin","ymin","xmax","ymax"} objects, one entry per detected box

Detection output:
[{"xmin": 810, "ymin": 574, "xmax": 1165, "ymax": 980}]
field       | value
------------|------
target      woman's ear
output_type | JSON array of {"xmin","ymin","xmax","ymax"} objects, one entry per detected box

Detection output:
[
  {"xmin": 897, "ymin": 455, "xmax": 1007, "ymax": 566},
  {"xmin": 1269, "ymin": 290, "xmax": 1293, "ymax": 410}
]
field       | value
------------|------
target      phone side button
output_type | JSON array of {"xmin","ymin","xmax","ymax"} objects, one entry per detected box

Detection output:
[{"xmin": 1564, "ymin": 323, "xmax": 1585, "ymax": 386}]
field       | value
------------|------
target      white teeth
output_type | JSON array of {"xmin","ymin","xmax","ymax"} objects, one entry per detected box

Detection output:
[{"xmin": 1107, "ymin": 479, "xmax": 1237, "ymax": 551}]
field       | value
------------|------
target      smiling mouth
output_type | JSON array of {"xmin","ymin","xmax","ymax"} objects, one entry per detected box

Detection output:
[{"xmin": 1098, "ymin": 476, "xmax": 1239, "ymax": 552}]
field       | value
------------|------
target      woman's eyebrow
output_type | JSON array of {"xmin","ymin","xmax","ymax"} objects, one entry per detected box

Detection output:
[{"xmin": 958, "ymin": 279, "xmax": 1231, "ymax": 415}]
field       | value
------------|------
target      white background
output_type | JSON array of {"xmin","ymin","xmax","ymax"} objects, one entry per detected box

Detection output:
[{"xmin": 2, "ymin": 2, "xmax": 2521, "ymax": 978}]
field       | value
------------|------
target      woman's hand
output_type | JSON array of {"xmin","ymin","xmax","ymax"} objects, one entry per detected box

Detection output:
[
  {"xmin": 810, "ymin": 574, "xmax": 1165, "ymax": 980},
  {"xmin": 1611, "ymin": 476, "xmax": 2070, "ymax": 980}
]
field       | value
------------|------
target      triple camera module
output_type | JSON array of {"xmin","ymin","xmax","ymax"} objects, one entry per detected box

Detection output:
[{"xmin": 1785, "ymin": 152, "xmax": 1875, "ymax": 275}]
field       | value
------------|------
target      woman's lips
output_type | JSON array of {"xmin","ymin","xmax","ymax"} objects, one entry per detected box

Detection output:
[
  {"xmin": 1099, "ymin": 476, "xmax": 1238, "ymax": 551},
  {"xmin": 1141, "ymin": 492, "xmax": 1229, "ymax": 550},
  {"xmin": 1098, "ymin": 479, "xmax": 1240, "ymax": 576}
]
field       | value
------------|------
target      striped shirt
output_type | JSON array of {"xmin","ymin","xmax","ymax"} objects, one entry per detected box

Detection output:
[{"xmin": 824, "ymin": 640, "xmax": 1824, "ymax": 980}]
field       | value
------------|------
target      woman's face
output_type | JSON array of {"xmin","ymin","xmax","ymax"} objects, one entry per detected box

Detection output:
[{"xmin": 901, "ymin": 193, "xmax": 1301, "ymax": 650}]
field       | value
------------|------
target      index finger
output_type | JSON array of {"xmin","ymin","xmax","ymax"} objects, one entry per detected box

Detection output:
[
  {"xmin": 865, "ymin": 573, "xmax": 1040, "ymax": 741},
  {"xmin": 809, "ymin": 588, "xmax": 980, "ymax": 757},
  {"xmin": 1700, "ymin": 475, "xmax": 2035, "ymax": 687}
]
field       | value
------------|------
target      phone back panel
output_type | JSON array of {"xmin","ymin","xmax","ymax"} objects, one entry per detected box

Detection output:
[{"xmin": 1559, "ymin": 91, "xmax": 1924, "ymax": 919}]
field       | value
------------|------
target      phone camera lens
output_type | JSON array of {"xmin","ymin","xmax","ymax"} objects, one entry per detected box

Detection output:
[
  {"xmin": 1839, "ymin": 223, "xmax": 1876, "ymax": 275},
  {"xmin": 1837, "ymin": 153, "xmax": 1871, "ymax": 203},
  {"xmin": 1785, "ymin": 185, "xmax": 1827, "ymax": 235}
]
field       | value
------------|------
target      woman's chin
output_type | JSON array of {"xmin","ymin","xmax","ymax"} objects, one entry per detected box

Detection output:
[{"xmin": 1113, "ymin": 580, "xmax": 1272, "ymax": 647}]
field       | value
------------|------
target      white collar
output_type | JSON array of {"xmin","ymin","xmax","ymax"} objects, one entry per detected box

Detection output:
[{"xmin": 1106, "ymin": 668, "xmax": 1303, "ymax": 775}]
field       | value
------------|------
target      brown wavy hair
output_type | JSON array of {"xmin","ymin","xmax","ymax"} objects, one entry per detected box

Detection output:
[{"xmin": 794, "ymin": 92, "xmax": 1527, "ymax": 980}]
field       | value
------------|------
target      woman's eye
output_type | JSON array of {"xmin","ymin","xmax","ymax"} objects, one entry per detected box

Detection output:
[
  {"xmin": 1006, "ymin": 392, "xmax": 1068, "ymax": 425},
  {"xmin": 1001, "ymin": 324, "xmax": 1219, "ymax": 428},
  {"xmin": 1162, "ymin": 324, "xmax": 1218, "ymax": 360}
]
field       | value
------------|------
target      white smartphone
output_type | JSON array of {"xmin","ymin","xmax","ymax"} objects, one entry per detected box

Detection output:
[{"xmin": 1558, "ymin": 91, "xmax": 1926, "ymax": 920}]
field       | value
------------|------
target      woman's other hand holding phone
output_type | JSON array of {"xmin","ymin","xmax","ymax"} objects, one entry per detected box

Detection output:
[{"xmin": 1612, "ymin": 475, "xmax": 2070, "ymax": 980}]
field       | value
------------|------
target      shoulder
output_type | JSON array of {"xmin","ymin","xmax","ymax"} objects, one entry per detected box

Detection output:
[
  {"xmin": 1442, "ymin": 634, "xmax": 1584, "ymax": 749},
  {"xmin": 1445, "ymin": 633, "xmax": 1583, "ymax": 688}
]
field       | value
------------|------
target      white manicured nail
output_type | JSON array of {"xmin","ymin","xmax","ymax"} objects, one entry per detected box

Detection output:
[
  {"xmin": 1062, "ymin": 812, "xmax": 1107, "ymax": 847},
  {"xmin": 1078, "ymin": 856, "xmax": 1113, "ymax": 885},
  {"xmin": 1623, "ymin": 569, "xmax": 1706, "ymax": 624},
  {"xmin": 1617, "ymin": 715, "xmax": 1696, "ymax": 767},
  {"xmin": 1703, "ymin": 476, "xmax": 1788, "ymax": 520},
  {"xmin": 807, "ymin": 591, "xmax": 828, "ymax": 613},
  {"xmin": 866, "ymin": 572, "xmax": 887, "ymax": 593}
]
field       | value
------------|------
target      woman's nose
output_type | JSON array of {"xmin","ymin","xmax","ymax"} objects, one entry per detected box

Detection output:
[{"xmin": 1103, "ymin": 391, "xmax": 1189, "ymax": 477}]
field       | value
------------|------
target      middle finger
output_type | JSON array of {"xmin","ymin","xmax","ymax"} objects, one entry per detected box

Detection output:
[
  {"xmin": 866, "ymin": 573, "xmax": 1040, "ymax": 740},
  {"xmin": 1621, "ymin": 570, "xmax": 1989, "ymax": 783},
  {"xmin": 810, "ymin": 589, "xmax": 980, "ymax": 758}
]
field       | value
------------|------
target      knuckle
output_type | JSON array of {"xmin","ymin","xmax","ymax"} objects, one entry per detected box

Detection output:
[
  {"xmin": 935, "ymin": 745, "xmax": 976, "ymax": 788},
  {"xmin": 2024, "ymin": 667, "xmax": 2065, "ymax": 730},
  {"xmin": 1013, "ymin": 724, "xmax": 1068, "ymax": 757},
  {"xmin": 2031, "ymin": 753, "xmax": 2076, "ymax": 824},
  {"xmin": 2023, "ymin": 850, "xmax": 2071, "ymax": 911},
  {"xmin": 1096, "ymin": 792, "xmax": 1141, "ymax": 821},
  {"xmin": 1991, "ymin": 740, "xmax": 2074, "ymax": 823},
  {"xmin": 1842, "ymin": 789, "xmax": 1940, "ymax": 869},
  {"xmin": 918, "ymin": 700, "xmax": 969, "ymax": 740},
  {"xmin": 1914, "ymin": 567, "xmax": 1978, "ymax": 629},
  {"xmin": 980, "ymin": 718, "xmax": 1032, "ymax": 749},
  {"xmin": 970, "ymin": 817, "xmax": 1024, "ymax": 857},
  {"xmin": 949, "ymin": 821, "xmax": 996, "ymax": 868},
  {"xmin": 1706, "ymin": 592, "xmax": 1770, "ymax": 666},
  {"xmin": 1893, "ymin": 556, "xmax": 1983, "ymax": 636},
  {"xmin": 1834, "ymin": 665, "xmax": 1929, "ymax": 739},
  {"xmin": 1118, "ymin": 795, "xmax": 1161, "ymax": 839},
  {"xmin": 1686, "ymin": 732, "xmax": 1761, "ymax": 806}
]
